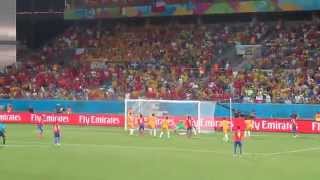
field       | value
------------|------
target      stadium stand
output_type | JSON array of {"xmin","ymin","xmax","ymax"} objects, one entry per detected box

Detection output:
[{"xmin": 5, "ymin": 17, "xmax": 320, "ymax": 103}]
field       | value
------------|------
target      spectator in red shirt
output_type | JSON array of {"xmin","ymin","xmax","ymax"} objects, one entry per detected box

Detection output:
[{"xmin": 6, "ymin": 104, "xmax": 13, "ymax": 113}]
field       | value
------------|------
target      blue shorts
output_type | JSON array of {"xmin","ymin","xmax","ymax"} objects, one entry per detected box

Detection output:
[
  {"xmin": 37, "ymin": 125, "xmax": 44, "ymax": 133},
  {"xmin": 139, "ymin": 125, "xmax": 144, "ymax": 131},
  {"xmin": 0, "ymin": 131, "xmax": 4, "ymax": 137},
  {"xmin": 54, "ymin": 132, "xmax": 60, "ymax": 138},
  {"xmin": 234, "ymin": 141, "xmax": 242, "ymax": 146},
  {"xmin": 292, "ymin": 125, "xmax": 297, "ymax": 132}
]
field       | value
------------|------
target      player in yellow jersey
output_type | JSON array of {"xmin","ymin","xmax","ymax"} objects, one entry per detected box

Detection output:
[
  {"xmin": 127, "ymin": 111, "xmax": 136, "ymax": 135},
  {"xmin": 160, "ymin": 116, "xmax": 170, "ymax": 139},
  {"xmin": 315, "ymin": 112, "xmax": 320, "ymax": 122},
  {"xmin": 148, "ymin": 113, "xmax": 157, "ymax": 136},
  {"xmin": 244, "ymin": 115, "xmax": 254, "ymax": 137},
  {"xmin": 221, "ymin": 118, "xmax": 231, "ymax": 142}
]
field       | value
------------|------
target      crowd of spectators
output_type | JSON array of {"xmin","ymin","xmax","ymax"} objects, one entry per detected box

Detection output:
[
  {"xmin": 71, "ymin": 0, "xmax": 211, "ymax": 8},
  {"xmin": 0, "ymin": 19, "xmax": 319, "ymax": 104},
  {"xmin": 242, "ymin": 20, "xmax": 320, "ymax": 104}
]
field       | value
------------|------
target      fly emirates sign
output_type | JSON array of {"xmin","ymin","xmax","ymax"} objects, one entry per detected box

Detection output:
[
  {"xmin": 0, "ymin": 112, "xmax": 319, "ymax": 134},
  {"xmin": 0, "ymin": 112, "xmax": 124, "ymax": 127}
]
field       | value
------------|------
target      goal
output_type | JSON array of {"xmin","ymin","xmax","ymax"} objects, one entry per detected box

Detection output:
[{"xmin": 124, "ymin": 99, "xmax": 224, "ymax": 133}]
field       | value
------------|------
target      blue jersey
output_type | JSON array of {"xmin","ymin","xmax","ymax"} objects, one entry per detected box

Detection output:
[{"xmin": 0, "ymin": 123, "xmax": 6, "ymax": 133}]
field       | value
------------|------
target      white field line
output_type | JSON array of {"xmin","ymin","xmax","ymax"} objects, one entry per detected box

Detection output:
[
  {"xmin": 2, "ymin": 141, "xmax": 320, "ymax": 156},
  {"xmin": 253, "ymin": 146, "xmax": 320, "ymax": 156},
  {"xmin": 2, "ymin": 142, "xmax": 230, "ymax": 155}
]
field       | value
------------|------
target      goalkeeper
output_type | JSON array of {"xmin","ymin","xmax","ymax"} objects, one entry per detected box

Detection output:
[{"xmin": 175, "ymin": 120, "xmax": 186, "ymax": 135}]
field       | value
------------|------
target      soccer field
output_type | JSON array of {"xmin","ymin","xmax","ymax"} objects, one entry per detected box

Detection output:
[{"xmin": 1, "ymin": 124, "xmax": 320, "ymax": 180}]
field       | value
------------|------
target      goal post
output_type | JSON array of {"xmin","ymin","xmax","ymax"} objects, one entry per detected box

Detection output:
[
  {"xmin": 124, "ymin": 99, "xmax": 201, "ymax": 132},
  {"xmin": 124, "ymin": 99, "xmax": 228, "ymax": 133}
]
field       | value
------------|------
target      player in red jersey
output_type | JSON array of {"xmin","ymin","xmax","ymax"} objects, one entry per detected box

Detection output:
[
  {"xmin": 138, "ymin": 114, "xmax": 145, "ymax": 136},
  {"xmin": 291, "ymin": 113, "xmax": 298, "ymax": 138},
  {"xmin": 53, "ymin": 121, "xmax": 61, "ymax": 146},
  {"xmin": 233, "ymin": 126, "xmax": 243, "ymax": 156},
  {"xmin": 185, "ymin": 116, "xmax": 193, "ymax": 138}
]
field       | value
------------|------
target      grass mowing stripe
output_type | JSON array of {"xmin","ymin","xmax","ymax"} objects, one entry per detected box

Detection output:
[{"xmin": 4, "ymin": 140, "xmax": 320, "ymax": 157}]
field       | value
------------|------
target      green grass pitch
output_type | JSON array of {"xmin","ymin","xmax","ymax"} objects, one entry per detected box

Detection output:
[{"xmin": 0, "ymin": 124, "xmax": 320, "ymax": 180}]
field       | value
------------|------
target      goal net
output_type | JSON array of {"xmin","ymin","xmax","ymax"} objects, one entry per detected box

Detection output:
[{"xmin": 124, "ymin": 99, "xmax": 223, "ymax": 133}]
